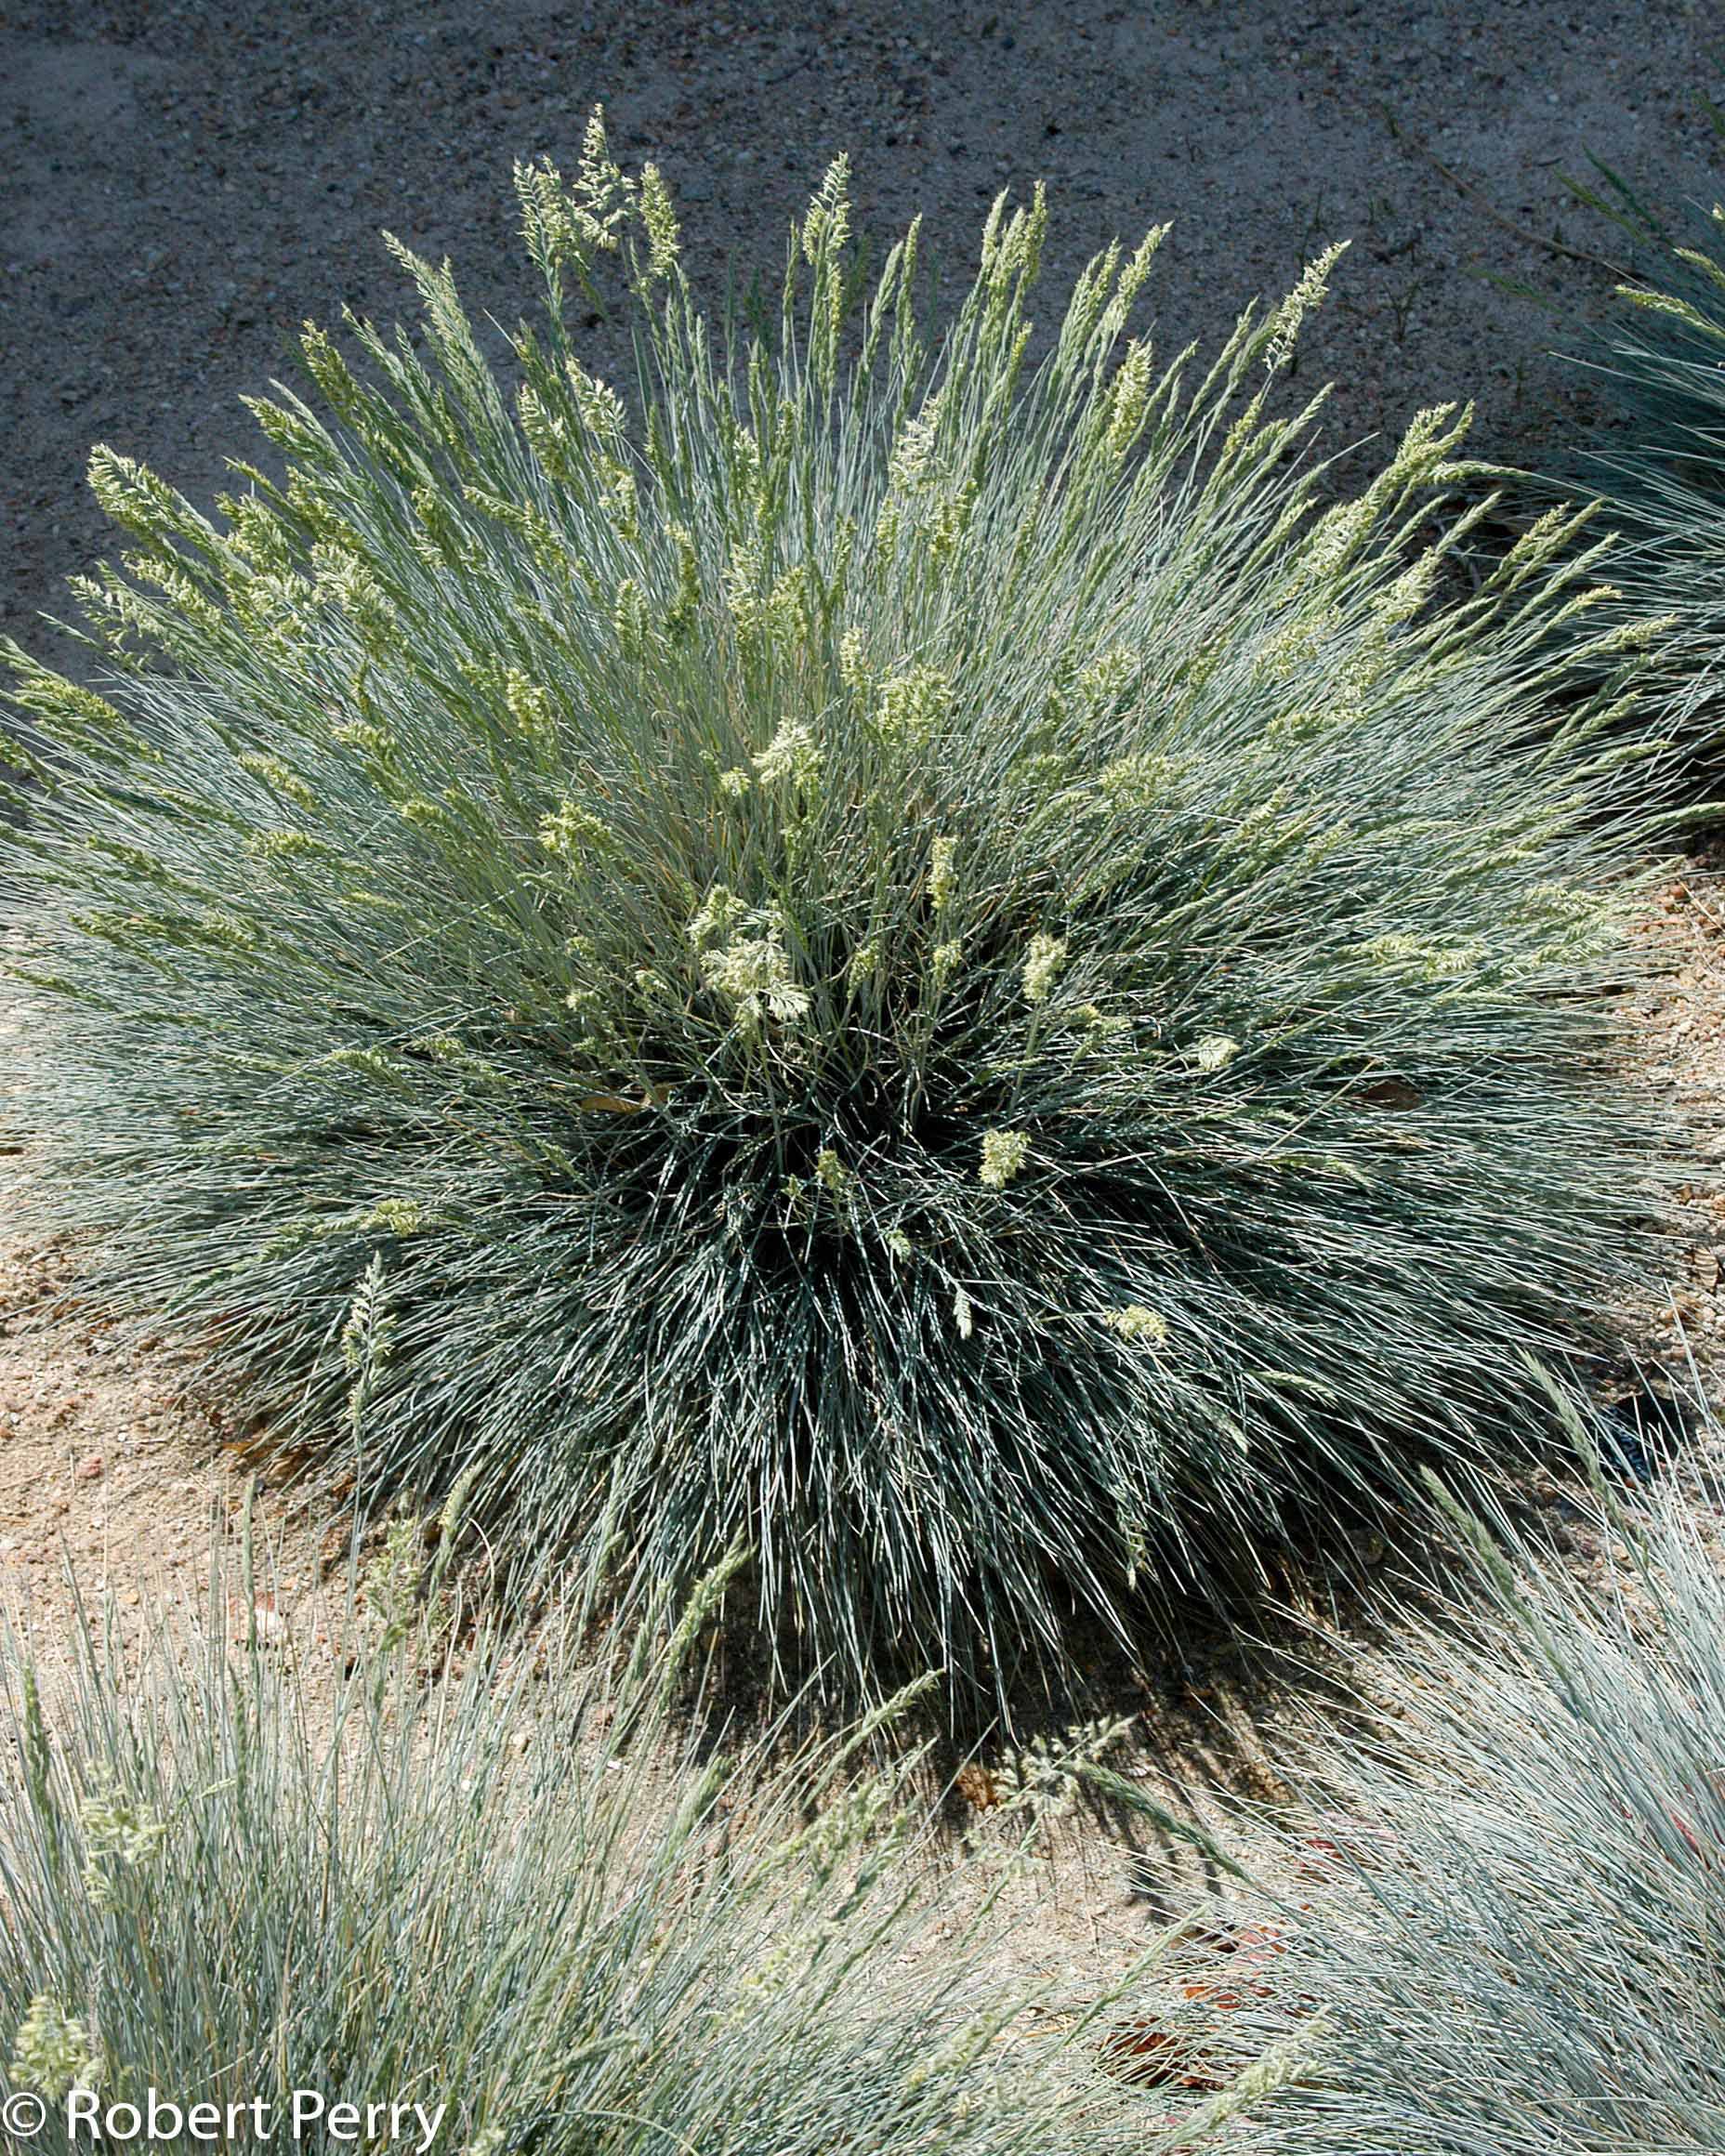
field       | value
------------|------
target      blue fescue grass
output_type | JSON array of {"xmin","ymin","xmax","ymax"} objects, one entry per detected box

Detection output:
[
  {"xmin": 1172, "ymin": 1392, "xmax": 1725, "ymax": 2152},
  {"xmin": 1, "ymin": 113, "xmax": 1673, "ymax": 1701},
  {"xmin": 1562, "ymin": 157, "xmax": 1725, "ymax": 776},
  {"xmin": 0, "ymin": 1547, "xmax": 1274, "ymax": 2156}
]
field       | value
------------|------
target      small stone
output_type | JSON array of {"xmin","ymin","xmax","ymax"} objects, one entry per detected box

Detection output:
[
  {"xmin": 955, "ymin": 1761, "xmax": 1002, "ymax": 1808},
  {"xmin": 76, "ymin": 1453, "xmax": 104, "ymax": 1481}
]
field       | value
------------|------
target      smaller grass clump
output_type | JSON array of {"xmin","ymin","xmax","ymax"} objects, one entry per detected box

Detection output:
[
  {"xmin": 0, "ymin": 1555, "xmax": 1271, "ymax": 2156},
  {"xmin": 1, "ymin": 114, "xmax": 1669, "ymax": 1698},
  {"xmin": 1566, "ymin": 180, "xmax": 1725, "ymax": 770},
  {"xmin": 1174, "ymin": 1417, "xmax": 1725, "ymax": 2153}
]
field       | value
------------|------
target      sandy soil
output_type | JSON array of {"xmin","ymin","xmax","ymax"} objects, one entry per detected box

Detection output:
[{"xmin": 0, "ymin": 1239, "xmax": 333, "ymax": 1622}]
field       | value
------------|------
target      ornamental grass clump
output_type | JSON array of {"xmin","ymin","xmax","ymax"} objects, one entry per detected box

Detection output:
[
  {"xmin": 0, "ymin": 1566, "xmax": 1246, "ymax": 2156},
  {"xmin": 0, "ymin": 115, "xmax": 1666, "ymax": 1695},
  {"xmin": 1178, "ymin": 1425, "xmax": 1725, "ymax": 2153},
  {"xmin": 1566, "ymin": 185, "xmax": 1725, "ymax": 769}
]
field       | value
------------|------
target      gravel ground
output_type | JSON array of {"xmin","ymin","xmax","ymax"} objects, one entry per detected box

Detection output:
[{"xmin": 3, "ymin": 2, "xmax": 1722, "ymax": 653}]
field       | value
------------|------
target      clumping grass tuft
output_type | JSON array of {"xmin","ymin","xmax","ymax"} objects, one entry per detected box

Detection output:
[
  {"xmin": 1172, "ymin": 1412, "xmax": 1725, "ymax": 2152},
  {"xmin": 0, "ymin": 113, "xmax": 1668, "ymax": 1696},
  {"xmin": 0, "ymin": 1558, "xmax": 1264, "ymax": 2156},
  {"xmin": 1565, "ymin": 180, "xmax": 1725, "ymax": 771}
]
